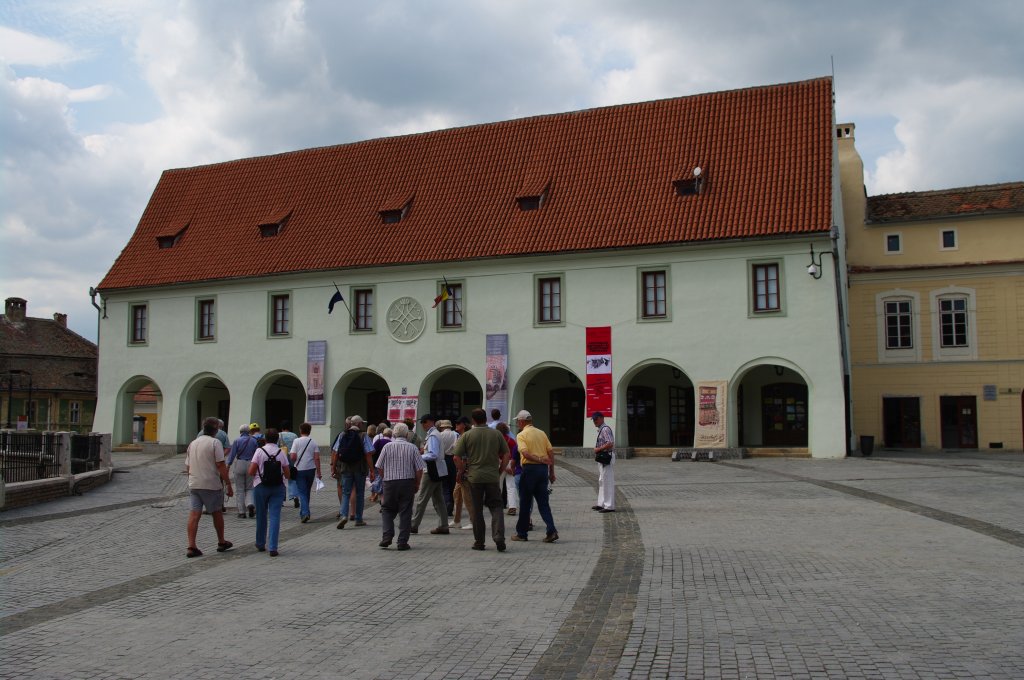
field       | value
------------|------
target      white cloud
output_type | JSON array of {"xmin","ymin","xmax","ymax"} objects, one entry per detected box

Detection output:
[{"xmin": 0, "ymin": 25, "xmax": 80, "ymax": 66}]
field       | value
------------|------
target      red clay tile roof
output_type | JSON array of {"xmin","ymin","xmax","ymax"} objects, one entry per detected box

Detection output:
[
  {"xmin": 867, "ymin": 182, "xmax": 1024, "ymax": 223},
  {"xmin": 98, "ymin": 78, "xmax": 834, "ymax": 291}
]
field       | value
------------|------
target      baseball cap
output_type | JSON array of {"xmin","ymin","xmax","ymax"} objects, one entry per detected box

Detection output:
[
  {"xmin": 591, "ymin": 411, "xmax": 605, "ymax": 420},
  {"xmin": 249, "ymin": 422, "xmax": 261, "ymax": 431},
  {"xmin": 514, "ymin": 410, "xmax": 532, "ymax": 421}
]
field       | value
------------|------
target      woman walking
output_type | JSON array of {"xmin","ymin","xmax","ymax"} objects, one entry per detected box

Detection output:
[
  {"xmin": 289, "ymin": 423, "xmax": 320, "ymax": 523},
  {"xmin": 248, "ymin": 428, "xmax": 291, "ymax": 556}
]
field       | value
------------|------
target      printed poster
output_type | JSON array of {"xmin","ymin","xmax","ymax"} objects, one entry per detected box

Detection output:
[
  {"xmin": 306, "ymin": 340, "xmax": 327, "ymax": 425},
  {"xmin": 694, "ymin": 380, "xmax": 728, "ymax": 448},
  {"xmin": 585, "ymin": 326, "xmax": 613, "ymax": 417},
  {"xmin": 484, "ymin": 334, "xmax": 509, "ymax": 422},
  {"xmin": 387, "ymin": 395, "xmax": 419, "ymax": 423}
]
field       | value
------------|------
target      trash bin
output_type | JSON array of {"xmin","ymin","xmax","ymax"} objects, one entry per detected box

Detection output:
[{"xmin": 859, "ymin": 435, "xmax": 874, "ymax": 457}]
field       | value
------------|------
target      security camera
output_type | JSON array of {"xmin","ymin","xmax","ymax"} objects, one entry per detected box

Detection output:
[{"xmin": 807, "ymin": 263, "xmax": 820, "ymax": 277}]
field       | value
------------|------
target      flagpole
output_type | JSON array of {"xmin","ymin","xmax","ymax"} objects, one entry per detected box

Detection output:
[{"xmin": 332, "ymin": 281, "xmax": 358, "ymax": 328}]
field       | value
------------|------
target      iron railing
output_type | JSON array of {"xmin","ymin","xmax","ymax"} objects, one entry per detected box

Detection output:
[{"xmin": 0, "ymin": 431, "xmax": 61, "ymax": 482}]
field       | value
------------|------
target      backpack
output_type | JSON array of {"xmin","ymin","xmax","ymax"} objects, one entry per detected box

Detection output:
[
  {"xmin": 258, "ymin": 447, "xmax": 284, "ymax": 486},
  {"xmin": 336, "ymin": 430, "xmax": 365, "ymax": 465}
]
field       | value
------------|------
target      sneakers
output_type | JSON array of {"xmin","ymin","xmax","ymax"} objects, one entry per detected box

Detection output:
[
  {"xmin": 510, "ymin": 535, "xmax": 528, "ymax": 542},
  {"xmin": 301, "ymin": 515, "xmax": 310, "ymax": 523},
  {"xmin": 461, "ymin": 523, "xmax": 473, "ymax": 530},
  {"xmin": 543, "ymin": 532, "xmax": 559, "ymax": 543},
  {"xmin": 448, "ymin": 519, "xmax": 457, "ymax": 527},
  {"xmin": 336, "ymin": 517, "xmax": 348, "ymax": 530},
  {"xmin": 507, "ymin": 508, "xmax": 517, "ymax": 515},
  {"xmin": 430, "ymin": 528, "xmax": 450, "ymax": 535}
]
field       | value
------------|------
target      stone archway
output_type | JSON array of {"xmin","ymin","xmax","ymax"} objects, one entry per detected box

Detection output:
[
  {"xmin": 251, "ymin": 371, "xmax": 306, "ymax": 434},
  {"xmin": 179, "ymin": 373, "xmax": 230, "ymax": 444},
  {"xmin": 418, "ymin": 365, "xmax": 483, "ymax": 423},
  {"xmin": 733, "ymin": 362, "xmax": 810, "ymax": 449},
  {"xmin": 619, "ymin": 360, "xmax": 695, "ymax": 448},
  {"xmin": 114, "ymin": 376, "xmax": 162, "ymax": 446},
  {"xmin": 515, "ymin": 363, "xmax": 585, "ymax": 447},
  {"xmin": 330, "ymin": 369, "xmax": 391, "ymax": 433}
]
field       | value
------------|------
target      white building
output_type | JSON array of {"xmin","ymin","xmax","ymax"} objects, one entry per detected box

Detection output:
[{"xmin": 94, "ymin": 77, "xmax": 851, "ymax": 457}]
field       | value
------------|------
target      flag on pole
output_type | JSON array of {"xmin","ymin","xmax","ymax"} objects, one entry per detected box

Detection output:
[
  {"xmin": 432, "ymin": 281, "xmax": 453, "ymax": 309},
  {"xmin": 328, "ymin": 290, "xmax": 344, "ymax": 314}
]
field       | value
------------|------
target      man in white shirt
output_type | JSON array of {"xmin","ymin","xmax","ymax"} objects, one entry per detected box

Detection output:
[{"xmin": 184, "ymin": 417, "xmax": 233, "ymax": 558}]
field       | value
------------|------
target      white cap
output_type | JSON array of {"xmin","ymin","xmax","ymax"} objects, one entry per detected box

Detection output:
[
  {"xmin": 514, "ymin": 410, "xmax": 532, "ymax": 421},
  {"xmin": 350, "ymin": 415, "xmax": 364, "ymax": 425}
]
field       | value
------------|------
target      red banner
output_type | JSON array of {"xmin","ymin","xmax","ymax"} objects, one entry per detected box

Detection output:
[{"xmin": 585, "ymin": 326, "xmax": 612, "ymax": 417}]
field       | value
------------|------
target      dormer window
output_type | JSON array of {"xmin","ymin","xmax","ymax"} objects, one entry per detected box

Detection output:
[
  {"xmin": 517, "ymin": 195, "xmax": 543, "ymax": 211},
  {"xmin": 516, "ymin": 175, "xmax": 550, "ymax": 212},
  {"xmin": 156, "ymin": 224, "xmax": 188, "ymax": 249},
  {"xmin": 379, "ymin": 193, "xmax": 414, "ymax": 224},
  {"xmin": 673, "ymin": 166, "xmax": 705, "ymax": 196},
  {"xmin": 258, "ymin": 210, "xmax": 291, "ymax": 238}
]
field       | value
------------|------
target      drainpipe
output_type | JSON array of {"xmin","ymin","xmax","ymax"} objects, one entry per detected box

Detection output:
[{"xmin": 828, "ymin": 227, "xmax": 853, "ymax": 457}]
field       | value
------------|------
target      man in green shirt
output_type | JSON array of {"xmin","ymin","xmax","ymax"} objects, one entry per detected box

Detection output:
[{"xmin": 453, "ymin": 408, "xmax": 510, "ymax": 551}]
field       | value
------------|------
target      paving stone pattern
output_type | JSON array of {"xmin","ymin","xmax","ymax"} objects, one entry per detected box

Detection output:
[{"xmin": 1, "ymin": 451, "xmax": 1022, "ymax": 679}]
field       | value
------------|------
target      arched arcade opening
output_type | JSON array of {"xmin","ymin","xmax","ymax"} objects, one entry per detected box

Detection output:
[
  {"xmin": 179, "ymin": 373, "xmax": 230, "ymax": 443},
  {"xmin": 251, "ymin": 371, "xmax": 306, "ymax": 434},
  {"xmin": 419, "ymin": 366, "xmax": 483, "ymax": 423},
  {"xmin": 515, "ymin": 364, "xmax": 585, "ymax": 447},
  {"xmin": 330, "ymin": 370, "xmax": 390, "ymax": 433},
  {"xmin": 621, "ymin": 362, "xmax": 695, "ymax": 448},
  {"xmin": 114, "ymin": 376, "xmax": 162, "ymax": 446},
  {"xmin": 735, "ymin": 363, "xmax": 809, "ymax": 448}
]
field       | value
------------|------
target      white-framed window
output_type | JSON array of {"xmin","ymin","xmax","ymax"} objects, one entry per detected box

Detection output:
[
  {"xmin": 885, "ymin": 233, "xmax": 902, "ymax": 254},
  {"xmin": 940, "ymin": 228, "xmax": 958, "ymax": 251},
  {"xmin": 535, "ymin": 274, "xmax": 564, "ymax": 326},
  {"xmin": 197, "ymin": 298, "xmax": 216, "ymax": 341},
  {"xmin": 354, "ymin": 288, "xmax": 374, "ymax": 331},
  {"xmin": 129, "ymin": 303, "xmax": 148, "ymax": 345},
  {"xmin": 875, "ymin": 290, "xmax": 921, "ymax": 363},
  {"xmin": 929, "ymin": 287, "xmax": 977, "ymax": 361},
  {"xmin": 640, "ymin": 269, "xmax": 669, "ymax": 320},
  {"xmin": 438, "ymin": 281, "xmax": 464, "ymax": 330},
  {"xmin": 748, "ymin": 260, "xmax": 786, "ymax": 317},
  {"xmin": 269, "ymin": 292, "xmax": 291, "ymax": 337}
]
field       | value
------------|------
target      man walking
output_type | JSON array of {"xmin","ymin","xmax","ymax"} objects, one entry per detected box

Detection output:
[
  {"xmin": 453, "ymin": 408, "xmax": 510, "ymax": 551},
  {"xmin": 185, "ymin": 417, "xmax": 233, "ymax": 557},
  {"xmin": 374, "ymin": 422, "xmax": 424, "ymax": 550},
  {"xmin": 410, "ymin": 413, "xmax": 450, "ymax": 535},
  {"xmin": 512, "ymin": 410, "xmax": 559, "ymax": 543},
  {"xmin": 331, "ymin": 415, "xmax": 375, "ymax": 529},
  {"xmin": 226, "ymin": 423, "xmax": 258, "ymax": 518},
  {"xmin": 591, "ymin": 412, "xmax": 615, "ymax": 512}
]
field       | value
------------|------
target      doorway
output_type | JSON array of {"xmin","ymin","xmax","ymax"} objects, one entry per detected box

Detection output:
[
  {"xmin": 627, "ymin": 386, "xmax": 657, "ymax": 446},
  {"xmin": 761, "ymin": 383, "xmax": 808, "ymax": 447},
  {"xmin": 940, "ymin": 396, "xmax": 977, "ymax": 449},
  {"xmin": 549, "ymin": 387, "xmax": 585, "ymax": 446},
  {"xmin": 882, "ymin": 397, "xmax": 921, "ymax": 448}
]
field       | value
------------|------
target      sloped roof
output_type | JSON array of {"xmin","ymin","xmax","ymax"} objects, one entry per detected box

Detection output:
[
  {"xmin": 867, "ymin": 182, "xmax": 1024, "ymax": 223},
  {"xmin": 0, "ymin": 316, "xmax": 97, "ymax": 359},
  {"xmin": 98, "ymin": 77, "xmax": 834, "ymax": 291}
]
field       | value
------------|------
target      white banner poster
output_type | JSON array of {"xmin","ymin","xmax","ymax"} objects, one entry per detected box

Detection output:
[{"xmin": 694, "ymin": 380, "xmax": 728, "ymax": 448}]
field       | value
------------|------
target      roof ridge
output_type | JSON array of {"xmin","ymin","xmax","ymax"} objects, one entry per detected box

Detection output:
[
  {"xmin": 870, "ymin": 181, "xmax": 1024, "ymax": 200},
  {"xmin": 160, "ymin": 76, "xmax": 834, "ymax": 175}
]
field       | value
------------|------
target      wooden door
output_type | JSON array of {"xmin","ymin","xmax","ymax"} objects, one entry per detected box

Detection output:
[
  {"xmin": 627, "ymin": 386, "xmax": 657, "ymax": 446},
  {"xmin": 761, "ymin": 383, "xmax": 808, "ymax": 447},
  {"xmin": 549, "ymin": 387, "xmax": 585, "ymax": 446},
  {"xmin": 883, "ymin": 397, "xmax": 921, "ymax": 448},
  {"xmin": 940, "ymin": 396, "xmax": 977, "ymax": 449}
]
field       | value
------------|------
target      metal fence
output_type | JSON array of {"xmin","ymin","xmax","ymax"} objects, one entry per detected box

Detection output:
[
  {"xmin": 70, "ymin": 433, "xmax": 103, "ymax": 473},
  {"xmin": 0, "ymin": 431, "xmax": 61, "ymax": 483}
]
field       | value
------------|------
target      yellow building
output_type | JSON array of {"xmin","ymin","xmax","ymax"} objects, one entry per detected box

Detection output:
[{"xmin": 838, "ymin": 123, "xmax": 1024, "ymax": 451}]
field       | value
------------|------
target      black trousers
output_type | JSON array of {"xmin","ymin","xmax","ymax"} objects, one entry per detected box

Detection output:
[{"xmin": 469, "ymin": 481, "xmax": 505, "ymax": 547}]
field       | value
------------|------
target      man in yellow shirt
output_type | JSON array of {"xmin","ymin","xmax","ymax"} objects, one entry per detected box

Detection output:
[{"xmin": 511, "ymin": 410, "xmax": 559, "ymax": 543}]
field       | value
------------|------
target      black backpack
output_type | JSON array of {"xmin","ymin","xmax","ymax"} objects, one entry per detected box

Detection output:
[
  {"xmin": 336, "ymin": 430, "xmax": 365, "ymax": 464},
  {"xmin": 258, "ymin": 447, "xmax": 284, "ymax": 486}
]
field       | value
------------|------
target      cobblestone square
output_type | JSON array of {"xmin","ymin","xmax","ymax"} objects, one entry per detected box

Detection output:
[{"xmin": 2, "ymin": 451, "xmax": 1022, "ymax": 679}]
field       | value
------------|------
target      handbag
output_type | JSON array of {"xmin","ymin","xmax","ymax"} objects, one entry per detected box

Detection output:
[{"xmin": 595, "ymin": 450, "xmax": 612, "ymax": 466}]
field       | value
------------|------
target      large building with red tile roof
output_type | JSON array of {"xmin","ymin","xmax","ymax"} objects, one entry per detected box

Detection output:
[
  {"xmin": 93, "ymin": 77, "xmax": 852, "ymax": 457},
  {"xmin": 840, "ymin": 125, "xmax": 1023, "ymax": 452}
]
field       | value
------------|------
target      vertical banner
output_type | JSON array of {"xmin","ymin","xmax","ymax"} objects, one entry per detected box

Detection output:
[
  {"xmin": 485, "ymin": 334, "xmax": 509, "ymax": 422},
  {"xmin": 306, "ymin": 340, "xmax": 327, "ymax": 424},
  {"xmin": 694, "ymin": 380, "xmax": 728, "ymax": 448},
  {"xmin": 585, "ymin": 326, "xmax": 613, "ymax": 417},
  {"xmin": 387, "ymin": 395, "xmax": 419, "ymax": 423}
]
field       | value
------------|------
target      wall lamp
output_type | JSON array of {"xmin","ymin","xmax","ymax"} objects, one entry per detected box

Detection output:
[{"xmin": 807, "ymin": 243, "xmax": 836, "ymax": 279}]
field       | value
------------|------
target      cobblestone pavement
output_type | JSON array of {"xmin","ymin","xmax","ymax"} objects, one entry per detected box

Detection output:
[{"xmin": 1, "ymin": 450, "xmax": 1022, "ymax": 679}]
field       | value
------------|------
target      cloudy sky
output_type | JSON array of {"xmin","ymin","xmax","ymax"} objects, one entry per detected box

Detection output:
[{"xmin": 2, "ymin": 0, "xmax": 1022, "ymax": 342}]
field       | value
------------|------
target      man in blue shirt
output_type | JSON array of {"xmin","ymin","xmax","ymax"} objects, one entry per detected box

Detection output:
[{"xmin": 410, "ymin": 414, "xmax": 450, "ymax": 535}]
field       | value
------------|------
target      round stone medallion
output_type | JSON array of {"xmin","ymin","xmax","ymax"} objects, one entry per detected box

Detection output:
[{"xmin": 386, "ymin": 296, "xmax": 426, "ymax": 343}]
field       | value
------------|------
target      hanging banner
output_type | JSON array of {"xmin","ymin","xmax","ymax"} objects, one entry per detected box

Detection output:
[
  {"xmin": 306, "ymin": 340, "xmax": 327, "ymax": 424},
  {"xmin": 694, "ymin": 380, "xmax": 728, "ymax": 448},
  {"xmin": 585, "ymin": 326, "xmax": 613, "ymax": 417},
  {"xmin": 484, "ymin": 334, "xmax": 509, "ymax": 422},
  {"xmin": 387, "ymin": 395, "xmax": 419, "ymax": 423}
]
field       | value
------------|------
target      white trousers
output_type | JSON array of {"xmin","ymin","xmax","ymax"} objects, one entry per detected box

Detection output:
[
  {"xmin": 596, "ymin": 454, "xmax": 615, "ymax": 510},
  {"xmin": 231, "ymin": 459, "xmax": 254, "ymax": 513},
  {"xmin": 500, "ymin": 470, "xmax": 519, "ymax": 510}
]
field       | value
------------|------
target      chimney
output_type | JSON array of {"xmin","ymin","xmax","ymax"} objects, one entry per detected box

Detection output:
[
  {"xmin": 4, "ymin": 297, "xmax": 27, "ymax": 323},
  {"xmin": 54, "ymin": 312, "xmax": 68, "ymax": 327}
]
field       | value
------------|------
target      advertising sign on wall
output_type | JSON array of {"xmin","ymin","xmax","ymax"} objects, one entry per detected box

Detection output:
[
  {"xmin": 306, "ymin": 340, "xmax": 327, "ymax": 424},
  {"xmin": 387, "ymin": 395, "xmax": 419, "ymax": 423},
  {"xmin": 585, "ymin": 326, "xmax": 613, "ymax": 417},
  {"xmin": 694, "ymin": 380, "xmax": 728, "ymax": 447},
  {"xmin": 484, "ymin": 334, "xmax": 509, "ymax": 422}
]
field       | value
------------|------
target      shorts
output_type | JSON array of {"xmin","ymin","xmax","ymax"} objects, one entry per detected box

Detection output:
[{"xmin": 190, "ymin": 488, "xmax": 224, "ymax": 513}]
